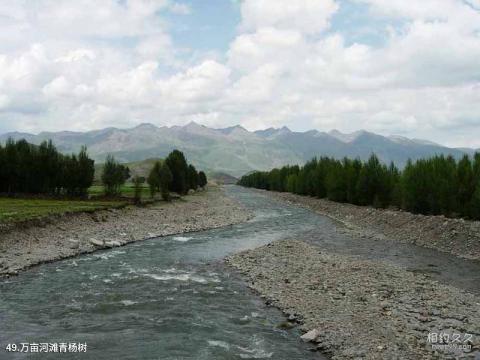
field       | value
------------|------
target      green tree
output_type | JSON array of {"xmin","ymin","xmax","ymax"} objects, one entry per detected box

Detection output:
[
  {"xmin": 471, "ymin": 183, "xmax": 480, "ymax": 220},
  {"xmin": 325, "ymin": 160, "xmax": 347, "ymax": 202},
  {"xmin": 198, "ymin": 171, "xmax": 208, "ymax": 189},
  {"xmin": 286, "ymin": 173, "xmax": 298, "ymax": 193},
  {"xmin": 158, "ymin": 163, "xmax": 173, "ymax": 201},
  {"xmin": 187, "ymin": 164, "xmax": 199, "ymax": 191},
  {"xmin": 457, "ymin": 155, "xmax": 475, "ymax": 217},
  {"xmin": 147, "ymin": 161, "xmax": 161, "ymax": 198},
  {"xmin": 345, "ymin": 158, "xmax": 362, "ymax": 204},
  {"xmin": 356, "ymin": 154, "xmax": 391, "ymax": 207},
  {"xmin": 77, "ymin": 146, "xmax": 95, "ymax": 195},
  {"xmin": 165, "ymin": 150, "xmax": 188, "ymax": 195},
  {"xmin": 147, "ymin": 161, "xmax": 173, "ymax": 200},
  {"xmin": 133, "ymin": 175, "xmax": 144, "ymax": 204},
  {"xmin": 101, "ymin": 155, "xmax": 126, "ymax": 196},
  {"xmin": 469, "ymin": 153, "xmax": 480, "ymax": 219}
]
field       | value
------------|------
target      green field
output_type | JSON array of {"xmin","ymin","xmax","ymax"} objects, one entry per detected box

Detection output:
[
  {"xmin": 0, "ymin": 184, "xmax": 156, "ymax": 224},
  {"xmin": 0, "ymin": 198, "xmax": 126, "ymax": 224},
  {"xmin": 88, "ymin": 184, "xmax": 150, "ymax": 198}
]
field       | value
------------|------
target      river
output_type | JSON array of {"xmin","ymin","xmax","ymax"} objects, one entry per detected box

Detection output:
[{"xmin": 1, "ymin": 186, "xmax": 479, "ymax": 359}]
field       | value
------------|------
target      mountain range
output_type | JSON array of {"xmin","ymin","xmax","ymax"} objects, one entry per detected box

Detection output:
[{"xmin": 1, "ymin": 122, "xmax": 477, "ymax": 177}]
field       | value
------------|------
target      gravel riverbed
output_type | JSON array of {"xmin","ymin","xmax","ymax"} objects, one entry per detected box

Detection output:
[
  {"xmin": 227, "ymin": 239, "xmax": 480, "ymax": 360},
  {"xmin": 255, "ymin": 190, "xmax": 480, "ymax": 260},
  {"xmin": 0, "ymin": 186, "xmax": 251, "ymax": 276}
]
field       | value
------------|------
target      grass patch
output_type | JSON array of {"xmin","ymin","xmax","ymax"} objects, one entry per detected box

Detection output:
[
  {"xmin": 88, "ymin": 184, "xmax": 150, "ymax": 198},
  {"xmin": 0, "ymin": 198, "xmax": 126, "ymax": 224},
  {"xmin": 0, "ymin": 184, "xmax": 205, "ymax": 224}
]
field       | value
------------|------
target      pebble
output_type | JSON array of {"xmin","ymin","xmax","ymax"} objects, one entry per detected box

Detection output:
[{"xmin": 227, "ymin": 239, "xmax": 480, "ymax": 360}]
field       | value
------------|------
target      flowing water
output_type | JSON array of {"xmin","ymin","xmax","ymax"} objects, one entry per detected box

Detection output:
[
  {"xmin": 1, "ymin": 186, "xmax": 479, "ymax": 359},
  {"xmin": 0, "ymin": 187, "xmax": 327, "ymax": 360}
]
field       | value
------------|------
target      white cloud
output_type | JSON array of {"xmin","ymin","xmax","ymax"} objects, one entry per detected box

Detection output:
[
  {"xmin": 0, "ymin": 0, "xmax": 479, "ymax": 147},
  {"xmin": 240, "ymin": 0, "xmax": 339, "ymax": 34},
  {"xmin": 161, "ymin": 60, "xmax": 231, "ymax": 102},
  {"xmin": 55, "ymin": 49, "xmax": 96, "ymax": 63},
  {"xmin": 228, "ymin": 27, "xmax": 305, "ymax": 71},
  {"xmin": 358, "ymin": 0, "xmax": 459, "ymax": 20},
  {"xmin": 42, "ymin": 76, "xmax": 70, "ymax": 98}
]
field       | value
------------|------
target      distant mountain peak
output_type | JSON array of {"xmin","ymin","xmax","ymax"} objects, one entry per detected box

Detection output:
[
  {"xmin": 254, "ymin": 126, "xmax": 291, "ymax": 138},
  {"xmin": 217, "ymin": 124, "xmax": 249, "ymax": 135},
  {"xmin": 328, "ymin": 129, "xmax": 370, "ymax": 143},
  {"xmin": 135, "ymin": 122, "xmax": 157, "ymax": 129},
  {"xmin": 389, "ymin": 135, "xmax": 441, "ymax": 147},
  {"xmin": 328, "ymin": 129, "xmax": 342, "ymax": 136},
  {"xmin": 412, "ymin": 138, "xmax": 441, "ymax": 146},
  {"xmin": 183, "ymin": 121, "xmax": 205, "ymax": 129},
  {"xmin": 233, "ymin": 124, "xmax": 248, "ymax": 131},
  {"xmin": 132, "ymin": 123, "xmax": 159, "ymax": 134}
]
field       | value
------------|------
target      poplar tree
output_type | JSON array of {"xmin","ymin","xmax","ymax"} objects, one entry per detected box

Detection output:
[
  {"xmin": 165, "ymin": 150, "xmax": 188, "ymax": 195},
  {"xmin": 101, "ymin": 155, "xmax": 127, "ymax": 196},
  {"xmin": 198, "ymin": 171, "xmax": 208, "ymax": 189}
]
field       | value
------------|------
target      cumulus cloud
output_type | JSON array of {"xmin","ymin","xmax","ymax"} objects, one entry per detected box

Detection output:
[
  {"xmin": 0, "ymin": 0, "xmax": 479, "ymax": 147},
  {"xmin": 240, "ymin": 0, "xmax": 339, "ymax": 34}
]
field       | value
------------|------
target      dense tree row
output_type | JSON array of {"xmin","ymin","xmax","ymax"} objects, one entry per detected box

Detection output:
[
  {"xmin": 238, "ymin": 153, "xmax": 480, "ymax": 220},
  {"xmin": 148, "ymin": 150, "xmax": 207, "ymax": 199},
  {"xmin": 0, "ymin": 138, "xmax": 94, "ymax": 196}
]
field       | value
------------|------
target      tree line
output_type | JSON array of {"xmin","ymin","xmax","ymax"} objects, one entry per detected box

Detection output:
[
  {"xmin": 0, "ymin": 138, "xmax": 94, "ymax": 195},
  {"xmin": 100, "ymin": 149, "xmax": 207, "ymax": 201},
  {"xmin": 0, "ymin": 138, "xmax": 208, "ymax": 202},
  {"xmin": 238, "ymin": 153, "xmax": 480, "ymax": 220}
]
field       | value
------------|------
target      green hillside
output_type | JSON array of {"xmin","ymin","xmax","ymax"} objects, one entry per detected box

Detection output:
[{"xmin": 94, "ymin": 158, "xmax": 163, "ymax": 183}]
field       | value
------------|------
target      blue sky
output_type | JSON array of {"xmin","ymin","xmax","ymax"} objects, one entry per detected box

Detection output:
[
  {"xmin": 166, "ymin": 0, "xmax": 400, "ymax": 50},
  {"xmin": 0, "ymin": 0, "xmax": 479, "ymax": 147},
  {"xmin": 329, "ymin": 0, "xmax": 404, "ymax": 46},
  {"xmin": 167, "ymin": 0, "xmax": 402, "ymax": 54},
  {"xmin": 168, "ymin": 0, "xmax": 241, "ymax": 52}
]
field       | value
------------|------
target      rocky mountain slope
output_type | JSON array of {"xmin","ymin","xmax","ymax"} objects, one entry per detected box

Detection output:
[{"xmin": 1, "ymin": 122, "xmax": 475, "ymax": 177}]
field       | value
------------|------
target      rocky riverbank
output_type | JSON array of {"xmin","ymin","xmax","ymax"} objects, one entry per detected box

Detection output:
[
  {"xmin": 227, "ymin": 239, "xmax": 480, "ymax": 360},
  {"xmin": 255, "ymin": 189, "xmax": 480, "ymax": 260},
  {"xmin": 0, "ymin": 186, "xmax": 252, "ymax": 276}
]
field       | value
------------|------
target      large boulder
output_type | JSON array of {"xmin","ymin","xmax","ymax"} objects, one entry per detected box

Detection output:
[
  {"xmin": 300, "ymin": 329, "xmax": 321, "ymax": 342},
  {"xmin": 89, "ymin": 238, "xmax": 104, "ymax": 247},
  {"xmin": 105, "ymin": 240, "xmax": 121, "ymax": 247}
]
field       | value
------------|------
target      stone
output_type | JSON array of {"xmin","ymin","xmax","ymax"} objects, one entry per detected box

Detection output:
[
  {"xmin": 67, "ymin": 239, "xmax": 80, "ymax": 249},
  {"xmin": 301, "ymin": 329, "xmax": 321, "ymax": 342},
  {"xmin": 105, "ymin": 240, "xmax": 121, "ymax": 247},
  {"xmin": 89, "ymin": 238, "xmax": 104, "ymax": 247},
  {"xmin": 288, "ymin": 314, "xmax": 297, "ymax": 321}
]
